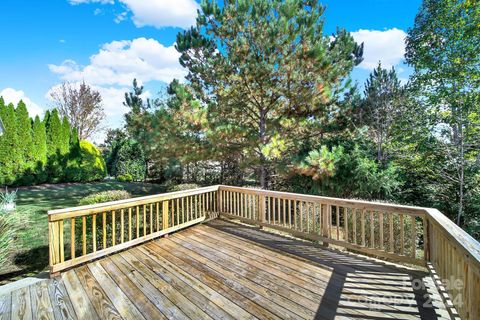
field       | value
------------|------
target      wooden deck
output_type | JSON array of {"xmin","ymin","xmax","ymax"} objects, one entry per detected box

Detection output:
[{"xmin": 1, "ymin": 219, "xmax": 452, "ymax": 320}]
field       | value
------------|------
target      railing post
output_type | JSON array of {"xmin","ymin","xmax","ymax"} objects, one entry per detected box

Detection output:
[
  {"xmin": 258, "ymin": 194, "xmax": 266, "ymax": 226},
  {"xmin": 48, "ymin": 219, "xmax": 60, "ymax": 275},
  {"xmin": 162, "ymin": 201, "xmax": 169, "ymax": 230}
]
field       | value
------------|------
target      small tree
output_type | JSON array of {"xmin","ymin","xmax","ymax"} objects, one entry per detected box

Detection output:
[
  {"xmin": 50, "ymin": 82, "xmax": 105, "ymax": 140},
  {"xmin": 32, "ymin": 116, "xmax": 47, "ymax": 183},
  {"xmin": 15, "ymin": 101, "xmax": 35, "ymax": 177}
]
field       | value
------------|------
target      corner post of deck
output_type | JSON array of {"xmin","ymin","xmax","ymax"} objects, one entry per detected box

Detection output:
[{"xmin": 48, "ymin": 215, "xmax": 60, "ymax": 275}]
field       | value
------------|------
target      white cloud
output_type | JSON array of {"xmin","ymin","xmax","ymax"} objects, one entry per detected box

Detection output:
[
  {"xmin": 0, "ymin": 88, "xmax": 43, "ymax": 118},
  {"xmin": 351, "ymin": 28, "xmax": 407, "ymax": 70},
  {"xmin": 68, "ymin": 0, "xmax": 198, "ymax": 29},
  {"xmin": 118, "ymin": 0, "xmax": 199, "ymax": 29},
  {"xmin": 48, "ymin": 37, "xmax": 186, "ymax": 87}
]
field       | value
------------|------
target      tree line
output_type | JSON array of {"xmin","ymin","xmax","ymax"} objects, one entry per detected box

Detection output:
[
  {"xmin": 0, "ymin": 98, "xmax": 106, "ymax": 186},
  {"xmin": 104, "ymin": 0, "xmax": 479, "ymax": 238}
]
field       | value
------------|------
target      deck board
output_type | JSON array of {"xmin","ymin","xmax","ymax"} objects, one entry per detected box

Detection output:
[{"xmin": 1, "ymin": 219, "xmax": 453, "ymax": 320}]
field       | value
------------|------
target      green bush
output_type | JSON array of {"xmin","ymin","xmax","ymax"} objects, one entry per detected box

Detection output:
[
  {"xmin": 167, "ymin": 183, "xmax": 201, "ymax": 192},
  {"xmin": 75, "ymin": 140, "xmax": 107, "ymax": 182},
  {"xmin": 114, "ymin": 140, "xmax": 146, "ymax": 182},
  {"xmin": 79, "ymin": 190, "xmax": 131, "ymax": 205},
  {"xmin": 117, "ymin": 173, "xmax": 133, "ymax": 182}
]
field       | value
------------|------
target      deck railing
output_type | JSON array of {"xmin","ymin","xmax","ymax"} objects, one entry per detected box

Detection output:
[
  {"xmin": 48, "ymin": 185, "xmax": 480, "ymax": 319},
  {"xmin": 48, "ymin": 186, "xmax": 218, "ymax": 273}
]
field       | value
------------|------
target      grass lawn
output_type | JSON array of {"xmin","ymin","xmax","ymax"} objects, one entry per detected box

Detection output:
[{"xmin": 0, "ymin": 181, "xmax": 166, "ymax": 284}]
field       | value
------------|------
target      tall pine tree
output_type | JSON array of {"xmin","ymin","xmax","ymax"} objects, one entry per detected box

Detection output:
[
  {"xmin": 44, "ymin": 109, "xmax": 64, "ymax": 182},
  {"xmin": 0, "ymin": 101, "xmax": 20, "ymax": 185},
  {"xmin": 32, "ymin": 115, "xmax": 47, "ymax": 183},
  {"xmin": 15, "ymin": 101, "xmax": 35, "ymax": 182}
]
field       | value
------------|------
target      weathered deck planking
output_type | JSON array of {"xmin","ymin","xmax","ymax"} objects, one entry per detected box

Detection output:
[{"xmin": 1, "ymin": 219, "xmax": 453, "ymax": 320}]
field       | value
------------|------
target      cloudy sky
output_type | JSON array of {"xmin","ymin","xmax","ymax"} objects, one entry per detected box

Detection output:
[{"xmin": 0, "ymin": 0, "xmax": 420, "ymax": 142}]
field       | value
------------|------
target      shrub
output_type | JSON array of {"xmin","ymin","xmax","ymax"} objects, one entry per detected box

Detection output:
[
  {"xmin": 79, "ymin": 190, "xmax": 131, "ymax": 206},
  {"xmin": 0, "ymin": 211, "xmax": 15, "ymax": 268},
  {"xmin": 117, "ymin": 173, "xmax": 133, "ymax": 182},
  {"xmin": 114, "ymin": 140, "xmax": 146, "ymax": 182},
  {"xmin": 167, "ymin": 183, "xmax": 201, "ymax": 192},
  {"xmin": 78, "ymin": 141, "xmax": 107, "ymax": 182}
]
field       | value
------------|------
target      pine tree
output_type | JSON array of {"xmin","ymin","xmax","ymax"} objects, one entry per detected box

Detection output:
[
  {"xmin": 15, "ymin": 101, "xmax": 35, "ymax": 179},
  {"xmin": 175, "ymin": 0, "xmax": 363, "ymax": 188},
  {"xmin": 0, "ymin": 101, "xmax": 20, "ymax": 185},
  {"xmin": 32, "ymin": 115, "xmax": 47, "ymax": 182},
  {"xmin": 45, "ymin": 109, "xmax": 64, "ymax": 182}
]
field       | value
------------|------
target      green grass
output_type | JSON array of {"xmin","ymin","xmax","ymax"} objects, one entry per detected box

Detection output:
[{"xmin": 0, "ymin": 181, "xmax": 166, "ymax": 284}]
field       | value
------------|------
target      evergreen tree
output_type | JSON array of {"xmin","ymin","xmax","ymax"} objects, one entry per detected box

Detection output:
[
  {"xmin": 15, "ymin": 101, "xmax": 35, "ymax": 179},
  {"xmin": 60, "ymin": 116, "xmax": 71, "ymax": 156},
  {"xmin": 32, "ymin": 115, "xmax": 47, "ymax": 182},
  {"xmin": 175, "ymin": 0, "xmax": 363, "ymax": 188},
  {"xmin": 0, "ymin": 102, "xmax": 20, "ymax": 185},
  {"xmin": 45, "ymin": 109, "xmax": 64, "ymax": 182}
]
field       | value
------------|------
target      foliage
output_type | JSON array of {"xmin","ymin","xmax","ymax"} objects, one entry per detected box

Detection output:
[
  {"xmin": 50, "ymin": 82, "xmax": 105, "ymax": 140},
  {"xmin": 0, "ymin": 188, "xmax": 17, "ymax": 205},
  {"xmin": 0, "ymin": 100, "xmax": 20, "ymax": 185},
  {"xmin": 74, "ymin": 141, "xmax": 107, "ymax": 182},
  {"xmin": 117, "ymin": 173, "xmax": 133, "ymax": 182},
  {"xmin": 167, "ymin": 183, "xmax": 200, "ymax": 192},
  {"xmin": 173, "ymin": 0, "xmax": 363, "ymax": 188},
  {"xmin": 32, "ymin": 116, "xmax": 47, "ymax": 182},
  {"xmin": 79, "ymin": 190, "xmax": 131, "ymax": 205},
  {"xmin": 405, "ymin": 0, "xmax": 480, "ymax": 225},
  {"xmin": 113, "ymin": 140, "xmax": 146, "ymax": 182},
  {"xmin": 0, "ymin": 211, "xmax": 15, "ymax": 269}
]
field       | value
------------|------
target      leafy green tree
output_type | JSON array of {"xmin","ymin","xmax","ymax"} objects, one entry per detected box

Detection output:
[
  {"xmin": 60, "ymin": 116, "xmax": 71, "ymax": 156},
  {"xmin": 78, "ymin": 140, "xmax": 106, "ymax": 182},
  {"xmin": 406, "ymin": 0, "xmax": 480, "ymax": 225},
  {"xmin": 0, "ymin": 100, "xmax": 20, "ymax": 185},
  {"xmin": 175, "ymin": 0, "xmax": 363, "ymax": 188}
]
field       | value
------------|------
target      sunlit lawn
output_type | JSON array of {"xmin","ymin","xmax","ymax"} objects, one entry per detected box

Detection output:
[{"xmin": 0, "ymin": 181, "xmax": 166, "ymax": 284}]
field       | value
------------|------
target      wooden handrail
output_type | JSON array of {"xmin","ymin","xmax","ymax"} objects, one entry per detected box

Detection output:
[
  {"xmin": 47, "ymin": 184, "xmax": 480, "ymax": 318},
  {"xmin": 48, "ymin": 186, "xmax": 219, "ymax": 273},
  {"xmin": 216, "ymin": 185, "xmax": 480, "ymax": 319}
]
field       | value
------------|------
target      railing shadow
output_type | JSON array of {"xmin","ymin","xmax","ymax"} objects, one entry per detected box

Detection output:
[{"xmin": 207, "ymin": 219, "xmax": 447, "ymax": 320}]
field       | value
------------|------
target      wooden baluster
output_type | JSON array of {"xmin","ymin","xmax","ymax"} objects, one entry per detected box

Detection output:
[
  {"xmin": 59, "ymin": 220, "xmax": 64, "ymax": 263},
  {"xmin": 344, "ymin": 207, "xmax": 349, "ymax": 242},
  {"xmin": 182, "ymin": 197, "xmax": 185, "ymax": 223},
  {"xmin": 82, "ymin": 216, "xmax": 87, "ymax": 255},
  {"xmin": 423, "ymin": 216, "xmax": 429, "ymax": 261},
  {"xmin": 400, "ymin": 214, "xmax": 404, "ymax": 255},
  {"xmin": 361, "ymin": 209, "xmax": 366, "ymax": 246},
  {"xmin": 112, "ymin": 210, "xmax": 116, "ymax": 246},
  {"xmin": 283, "ymin": 198, "xmax": 286, "ymax": 226},
  {"xmin": 92, "ymin": 214, "xmax": 96, "ymax": 252},
  {"xmin": 150, "ymin": 204, "xmax": 154, "ymax": 233},
  {"xmin": 258, "ymin": 194, "xmax": 266, "ymax": 224},
  {"xmin": 143, "ymin": 204, "xmax": 147, "ymax": 236},
  {"xmin": 294, "ymin": 200, "xmax": 297, "ymax": 230},
  {"xmin": 312, "ymin": 203, "xmax": 316, "ymax": 234},
  {"xmin": 176, "ymin": 198, "xmax": 180, "ymax": 225},
  {"xmin": 411, "ymin": 215, "xmax": 416, "ymax": 258},
  {"xmin": 353, "ymin": 209, "xmax": 357, "ymax": 244},
  {"xmin": 307, "ymin": 202, "xmax": 310, "ymax": 233},
  {"xmin": 162, "ymin": 201, "xmax": 169, "ymax": 229},
  {"xmin": 389, "ymin": 213, "xmax": 394, "ymax": 252},
  {"xmin": 300, "ymin": 201, "xmax": 304, "ymax": 231},
  {"xmin": 267, "ymin": 197, "xmax": 270, "ymax": 224},
  {"xmin": 379, "ymin": 212, "xmax": 384, "ymax": 250},
  {"xmin": 121, "ymin": 209, "xmax": 124, "ymax": 243},
  {"xmin": 336, "ymin": 207, "xmax": 340, "ymax": 240},
  {"xmin": 48, "ymin": 221, "xmax": 58, "ymax": 267},
  {"xmin": 136, "ymin": 206, "xmax": 140, "ymax": 238},
  {"xmin": 70, "ymin": 217, "xmax": 75, "ymax": 260},
  {"xmin": 370, "ymin": 211, "xmax": 375, "ymax": 248},
  {"xmin": 289, "ymin": 200, "xmax": 292, "ymax": 228},
  {"xmin": 317, "ymin": 203, "xmax": 321, "ymax": 235},
  {"xmin": 128, "ymin": 207, "xmax": 132, "ymax": 241},
  {"xmin": 244, "ymin": 193, "xmax": 248, "ymax": 219},
  {"xmin": 103, "ymin": 212, "xmax": 107, "ymax": 248}
]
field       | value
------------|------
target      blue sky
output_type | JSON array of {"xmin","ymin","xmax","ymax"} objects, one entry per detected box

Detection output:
[{"xmin": 0, "ymin": 0, "xmax": 421, "ymax": 142}]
